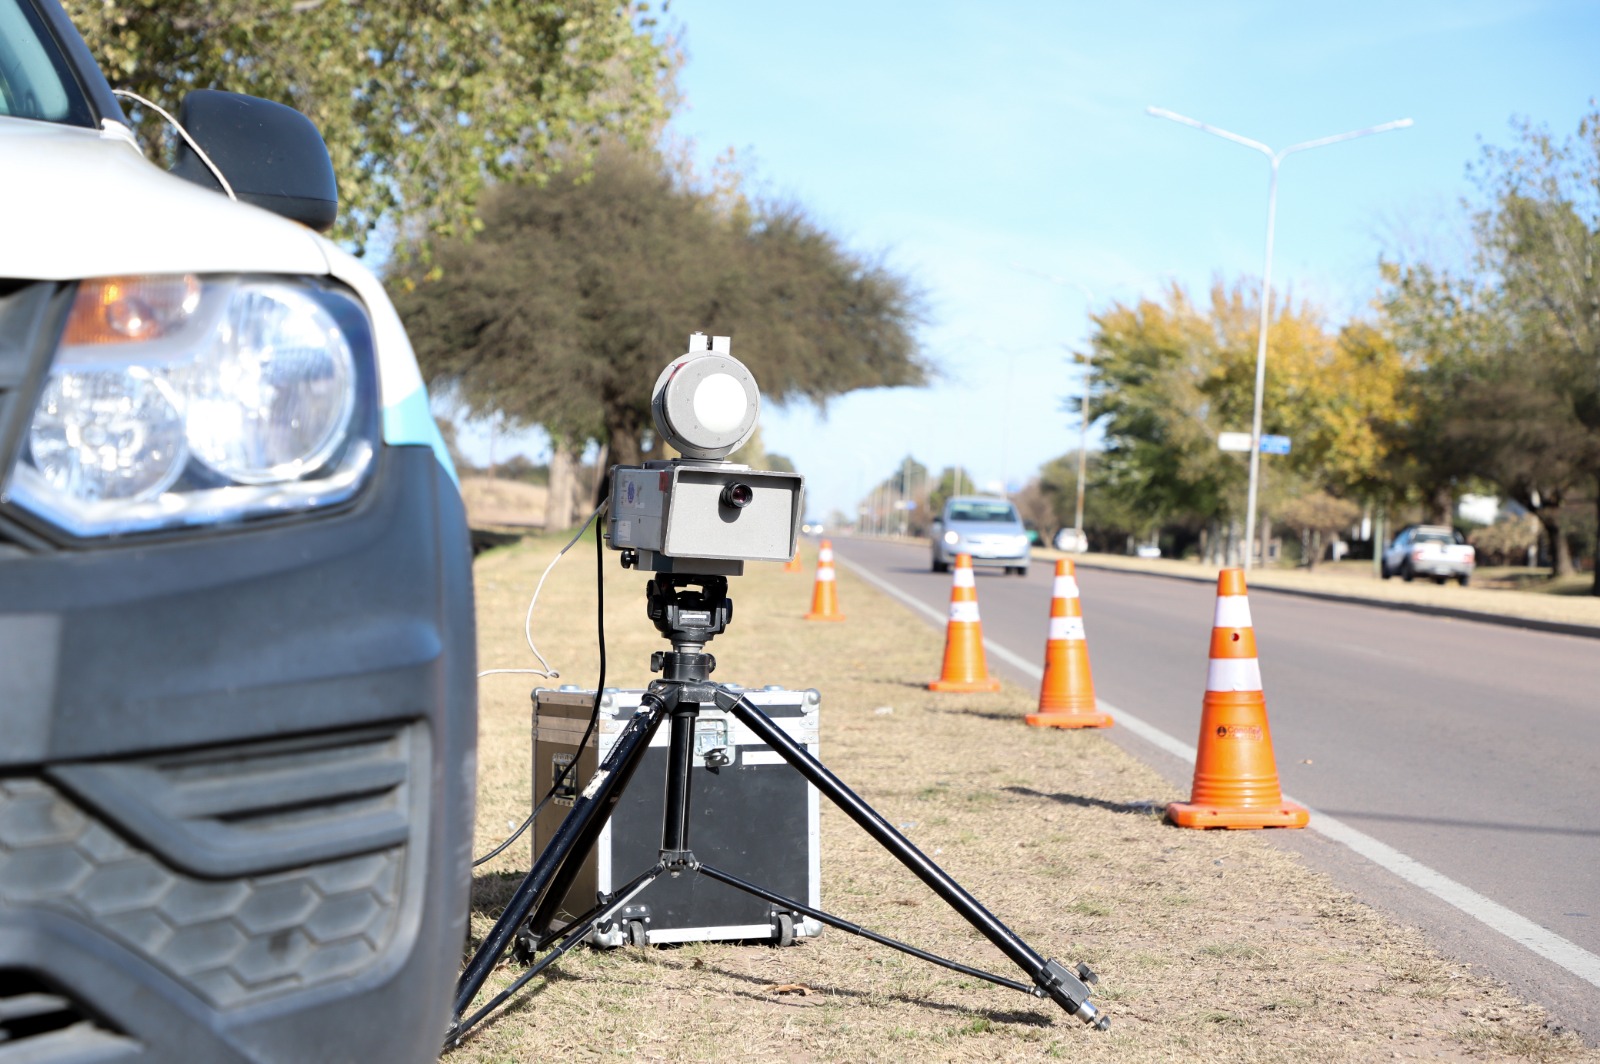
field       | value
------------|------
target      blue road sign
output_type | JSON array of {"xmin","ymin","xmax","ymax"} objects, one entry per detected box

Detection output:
[{"xmin": 1260, "ymin": 434, "xmax": 1292, "ymax": 455}]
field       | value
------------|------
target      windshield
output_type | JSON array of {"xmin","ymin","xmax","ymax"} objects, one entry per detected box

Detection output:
[
  {"xmin": 0, "ymin": 0, "xmax": 94, "ymax": 126},
  {"xmin": 1414, "ymin": 530, "xmax": 1460, "ymax": 546},
  {"xmin": 948, "ymin": 501, "xmax": 1019, "ymax": 523}
]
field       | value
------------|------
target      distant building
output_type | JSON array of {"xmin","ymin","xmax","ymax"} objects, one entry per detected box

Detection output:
[{"xmin": 1458, "ymin": 494, "xmax": 1500, "ymax": 526}]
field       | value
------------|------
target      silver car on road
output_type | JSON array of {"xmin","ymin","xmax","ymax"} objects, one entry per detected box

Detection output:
[{"xmin": 930, "ymin": 496, "xmax": 1031, "ymax": 575}]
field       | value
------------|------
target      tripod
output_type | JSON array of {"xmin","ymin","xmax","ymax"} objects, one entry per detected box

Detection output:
[{"xmin": 447, "ymin": 572, "xmax": 1108, "ymax": 1047}]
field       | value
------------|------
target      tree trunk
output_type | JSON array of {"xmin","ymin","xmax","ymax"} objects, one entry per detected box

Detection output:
[
  {"xmin": 1430, "ymin": 484, "xmax": 1454, "ymax": 527},
  {"xmin": 546, "ymin": 445, "xmax": 578, "ymax": 531},
  {"xmin": 1307, "ymin": 530, "xmax": 1321, "ymax": 571},
  {"xmin": 1593, "ymin": 492, "xmax": 1600, "ymax": 596},
  {"xmin": 607, "ymin": 409, "xmax": 645, "ymax": 469},
  {"xmin": 1535, "ymin": 510, "xmax": 1573, "ymax": 577}
]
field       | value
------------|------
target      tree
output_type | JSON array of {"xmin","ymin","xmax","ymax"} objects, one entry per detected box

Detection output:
[
  {"xmin": 1036, "ymin": 451, "xmax": 1147, "ymax": 549},
  {"xmin": 1379, "ymin": 263, "xmax": 1510, "ymax": 526},
  {"xmin": 1278, "ymin": 492, "xmax": 1361, "ymax": 570},
  {"xmin": 1470, "ymin": 514, "xmax": 1540, "ymax": 566},
  {"xmin": 1084, "ymin": 281, "xmax": 1391, "ymax": 558},
  {"xmin": 64, "ymin": 0, "xmax": 675, "ymax": 253},
  {"xmin": 1471, "ymin": 106, "xmax": 1600, "ymax": 589},
  {"xmin": 394, "ymin": 145, "xmax": 926, "ymax": 480},
  {"xmin": 923, "ymin": 466, "xmax": 978, "ymax": 529},
  {"xmin": 1381, "ymin": 105, "xmax": 1600, "ymax": 586}
]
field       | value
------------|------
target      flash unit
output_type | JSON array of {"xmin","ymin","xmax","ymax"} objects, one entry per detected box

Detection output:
[{"xmin": 650, "ymin": 334, "xmax": 760, "ymax": 460}]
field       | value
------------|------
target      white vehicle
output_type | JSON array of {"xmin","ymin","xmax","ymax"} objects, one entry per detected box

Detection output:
[
  {"xmin": 930, "ymin": 495, "xmax": 1031, "ymax": 575},
  {"xmin": 1053, "ymin": 527, "xmax": 1088, "ymax": 553},
  {"xmin": 0, "ymin": 2, "xmax": 474, "ymax": 1059},
  {"xmin": 1382, "ymin": 524, "xmax": 1475, "ymax": 585}
]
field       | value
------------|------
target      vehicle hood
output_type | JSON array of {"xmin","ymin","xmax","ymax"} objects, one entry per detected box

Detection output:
[{"xmin": 1, "ymin": 118, "xmax": 330, "ymax": 281}]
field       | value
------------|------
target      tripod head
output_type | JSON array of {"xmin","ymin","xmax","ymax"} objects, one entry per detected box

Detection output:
[{"xmin": 645, "ymin": 573, "xmax": 732, "ymax": 670}]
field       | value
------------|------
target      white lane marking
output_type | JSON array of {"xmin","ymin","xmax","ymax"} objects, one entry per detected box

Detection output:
[{"xmin": 835, "ymin": 553, "xmax": 1600, "ymax": 991}]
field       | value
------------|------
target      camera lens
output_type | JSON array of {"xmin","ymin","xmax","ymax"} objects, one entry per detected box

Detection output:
[{"xmin": 720, "ymin": 482, "xmax": 754, "ymax": 509}]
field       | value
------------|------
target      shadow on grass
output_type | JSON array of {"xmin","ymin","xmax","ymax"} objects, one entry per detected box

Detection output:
[
  {"xmin": 469, "ymin": 868, "xmax": 534, "ymax": 919},
  {"xmin": 927, "ymin": 704, "xmax": 1027, "ymax": 723},
  {"xmin": 642, "ymin": 951, "xmax": 1057, "ymax": 1027},
  {"xmin": 450, "ymin": 941, "xmax": 1060, "ymax": 1047},
  {"xmin": 1005, "ymin": 786, "xmax": 1167, "ymax": 816}
]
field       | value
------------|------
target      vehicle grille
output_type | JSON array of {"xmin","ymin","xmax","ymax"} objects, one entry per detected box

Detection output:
[
  {"xmin": 0, "ymin": 969, "xmax": 137, "ymax": 1062},
  {"xmin": 0, "ymin": 723, "xmax": 421, "ymax": 1009}
]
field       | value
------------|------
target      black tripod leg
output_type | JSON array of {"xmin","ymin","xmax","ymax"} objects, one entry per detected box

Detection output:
[
  {"xmin": 713, "ymin": 687, "xmax": 1106, "ymax": 1029},
  {"xmin": 452, "ymin": 691, "xmax": 671, "ymax": 1024},
  {"xmin": 447, "ymin": 863, "xmax": 665, "ymax": 1048}
]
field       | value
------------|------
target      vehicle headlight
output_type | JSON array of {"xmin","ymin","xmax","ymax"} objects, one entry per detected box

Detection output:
[
  {"xmin": 5, "ymin": 275, "xmax": 376, "ymax": 539},
  {"xmin": 943, "ymin": 530, "xmax": 960, "ymax": 546}
]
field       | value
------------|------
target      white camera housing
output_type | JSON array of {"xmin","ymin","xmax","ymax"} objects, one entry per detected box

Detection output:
[{"xmin": 610, "ymin": 334, "xmax": 804, "ymax": 575}]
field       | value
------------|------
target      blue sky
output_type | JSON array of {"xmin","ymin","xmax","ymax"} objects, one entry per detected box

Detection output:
[{"xmin": 460, "ymin": 1, "xmax": 1598, "ymax": 521}]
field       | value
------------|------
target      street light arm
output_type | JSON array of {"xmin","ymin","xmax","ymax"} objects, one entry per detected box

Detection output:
[
  {"xmin": 1146, "ymin": 106, "xmax": 1273, "ymax": 158},
  {"xmin": 1280, "ymin": 118, "xmax": 1414, "ymax": 160}
]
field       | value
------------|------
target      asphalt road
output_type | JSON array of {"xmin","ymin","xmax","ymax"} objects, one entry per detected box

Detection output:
[{"xmin": 832, "ymin": 537, "xmax": 1600, "ymax": 1042}]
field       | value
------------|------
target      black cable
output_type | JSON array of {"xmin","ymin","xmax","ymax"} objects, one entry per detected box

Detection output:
[{"xmin": 473, "ymin": 509, "xmax": 609, "ymax": 868}]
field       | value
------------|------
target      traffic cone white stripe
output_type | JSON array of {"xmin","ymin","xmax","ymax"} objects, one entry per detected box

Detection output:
[
  {"xmin": 1053, "ymin": 575, "xmax": 1080, "ymax": 599},
  {"xmin": 816, "ymin": 568, "xmax": 836, "ymax": 582},
  {"xmin": 819, "ymin": 547, "xmax": 834, "ymax": 562},
  {"xmin": 949, "ymin": 600, "xmax": 981, "ymax": 623},
  {"xmin": 1213, "ymin": 595, "xmax": 1253, "ymax": 629},
  {"xmin": 953, "ymin": 567, "xmax": 975, "ymax": 588},
  {"xmin": 1048, "ymin": 616, "xmax": 1086, "ymax": 641},
  {"xmin": 1206, "ymin": 657, "xmax": 1263, "ymax": 692}
]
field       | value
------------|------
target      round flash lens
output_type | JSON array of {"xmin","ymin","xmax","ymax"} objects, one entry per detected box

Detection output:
[
  {"xmin": 29, "ymin": 366, "xmax": 187, "ymax": 502},
  {"xmin": 692, "ymin": 373, "xmax": 749, "ymax": 434},
  {"xmin": 720, "ymin": 482, "xmax": 754, "ymax": 509},
  {"xmin": 651, "ymin": 349, "xmax": 760, "ymax": 460}
]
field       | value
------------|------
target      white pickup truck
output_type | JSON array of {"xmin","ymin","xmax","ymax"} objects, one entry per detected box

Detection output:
[{"xmin": 1381, "ymin": 524, "xmax": 1476, "ymax": 585}]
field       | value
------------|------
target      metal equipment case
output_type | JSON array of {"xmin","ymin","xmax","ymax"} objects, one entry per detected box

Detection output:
[{"xmin": 532, "ymin": 686, "xmax": 824, "ymax": 947}]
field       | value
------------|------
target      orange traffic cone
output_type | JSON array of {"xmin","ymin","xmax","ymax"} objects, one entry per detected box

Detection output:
[
  {"xmin": 928, "ymin": 554, "xmax": 1002, "ymax": 693},
  {"xmin": 1167, "ymin": 568, "xmax": 1308, "ymax": 830},
  {"xmin": 784, "ymin": 551, "xmax": 803, "ymax": 574},
  {"xmin": 804, "ymin": 540, "xmax": 845, "ymax": 621},
  {"xmin": 1026, "ymin": 559, "xmax": 1112, "ymax": 728}
]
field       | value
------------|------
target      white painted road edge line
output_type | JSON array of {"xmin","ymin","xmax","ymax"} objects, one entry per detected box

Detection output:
[{"xmin": 837, "ymin": 554, "xmax": 1600, "ymax": 991}]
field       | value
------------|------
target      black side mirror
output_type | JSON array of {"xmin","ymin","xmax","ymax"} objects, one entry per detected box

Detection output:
[{"xmin": 171, "ymin": 89, "xmax": 338, "ymax": 232}]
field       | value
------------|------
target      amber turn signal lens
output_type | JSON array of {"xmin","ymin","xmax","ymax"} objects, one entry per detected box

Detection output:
[{"xmin": 61, "ymin": 275, "xmax": 202, "ymax": 345}]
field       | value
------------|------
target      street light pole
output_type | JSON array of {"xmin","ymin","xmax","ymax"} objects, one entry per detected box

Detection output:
[{"xmin": 1146, "ymin": 107, "xmax": 1412, "ymax": 570}]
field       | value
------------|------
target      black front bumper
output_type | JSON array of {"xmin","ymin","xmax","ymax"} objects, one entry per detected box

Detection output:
[{"xmin": 0, "ymin": 445, "xmax": 477, "ymax": 1063}]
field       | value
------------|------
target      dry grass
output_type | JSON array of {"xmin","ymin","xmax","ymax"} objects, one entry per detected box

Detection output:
[
  {"xmin": 453, "ymin": 536, "xmax": 1596, "ymax": 1062},
  {"xmin": 459, "ymin": 476, "xmax": 548, "ymax": 529}
]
